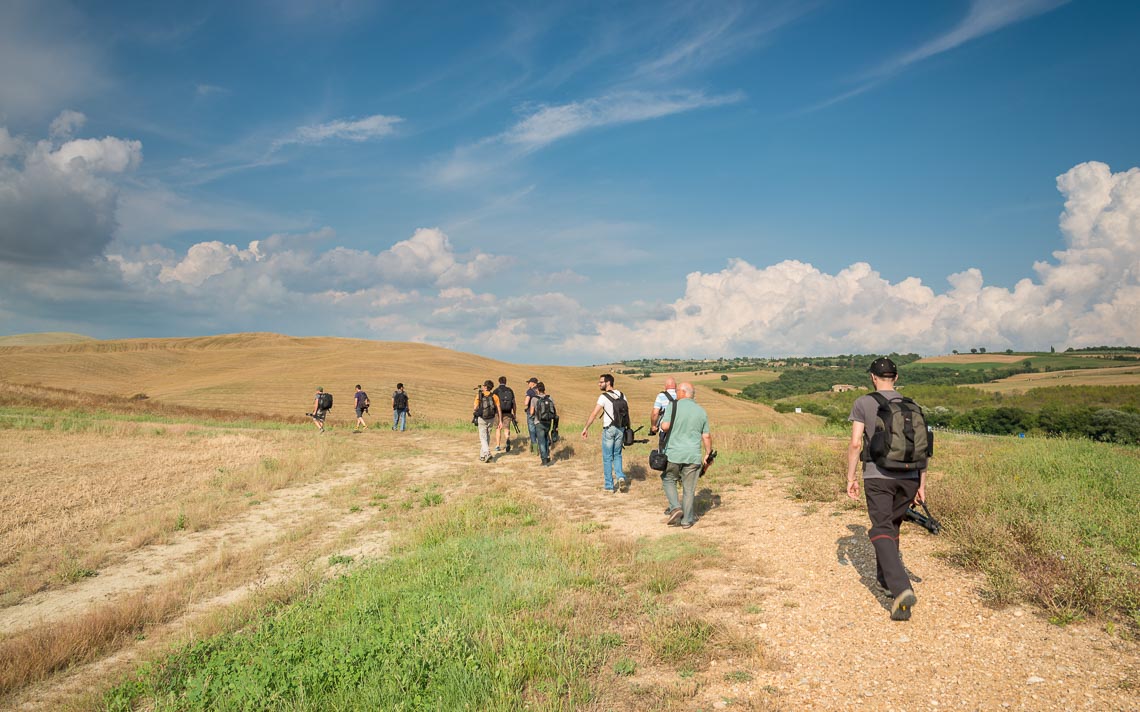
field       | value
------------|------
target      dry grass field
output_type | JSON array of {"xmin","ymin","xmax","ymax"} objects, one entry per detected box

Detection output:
[
  {"xmin": 0, "ymin": 333, "xmax": 785, "ymax": 428},
  {"xmin": 917, "ymin": 353, "xmax": 1032, "ymax": 364},
  {"xmin": 2, "ymin": 335, "xmax": 1136, "ymax": 710},
  {"xmin": 970, "ymin": 363, "xmax": 1140, "ymax": 392},
  {"xmin": 0, "ymin": 333, "xmax": 94, "ymax": 347}
]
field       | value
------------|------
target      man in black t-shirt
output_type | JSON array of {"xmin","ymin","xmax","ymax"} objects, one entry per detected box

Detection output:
[
  {"xmin": 392, "ymin": 383, "xmax": 409, "ymax": 431},
  {"xmin": 493, "ymin": 376, "xmax": 516, "ymax": 453},
  {"xmin": 846, "ymin": 357, "xmax": 927, "ymax": 622}
]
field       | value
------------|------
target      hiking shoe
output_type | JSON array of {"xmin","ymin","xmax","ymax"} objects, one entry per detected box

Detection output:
[
  {"xmin": 667, "ymin": 508, "xmax": 683, "ymax": 526},
  {"xmin": 681, "ymin": 521, "xmax": 694, "ymax": 529},
  {"xmin": 604, "ymin": 488, "xmax": 616, "ymax": 493},
  {"xmin": 617, "ymin": 478, "xmax": 628, "ymax": 493},
  {"xmin": 505, "ymin": 442, "xmax": 511, "ymax": 453},
  {"xmin": 890, "ymin": 589, "xmax": 917, "ymax": 621},
  {"xmin": 495, "ymin": 446, "xmax": 501, "ymax": 452}
]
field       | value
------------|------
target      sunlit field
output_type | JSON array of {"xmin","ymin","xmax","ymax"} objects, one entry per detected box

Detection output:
[{"xmin": 1, "ymin": 335, "xmax": 1137, "ymax": 709}]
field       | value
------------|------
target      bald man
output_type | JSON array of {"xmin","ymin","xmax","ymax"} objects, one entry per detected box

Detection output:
[
  {"xmin": 649, "ymin": 376, "xmax": 678, "ymax": 450},
  {"xmin": 660, "ymin": 382, "xmax": 713, "ymax": 529}
]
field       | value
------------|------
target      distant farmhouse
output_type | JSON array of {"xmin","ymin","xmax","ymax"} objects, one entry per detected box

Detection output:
[{"xmin": 830, "ymin": 384, "xmax": 864, "ymax": 393}]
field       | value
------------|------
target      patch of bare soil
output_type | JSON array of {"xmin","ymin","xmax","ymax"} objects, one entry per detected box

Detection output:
[{"xmin": 7, "ymin": 430, "xmax": 1138, "ymax": 711}]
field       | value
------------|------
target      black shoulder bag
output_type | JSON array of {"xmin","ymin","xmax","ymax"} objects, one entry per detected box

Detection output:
[{"xmin": 648, "ymin": 398, "xmax": 676, "ymax": 472}]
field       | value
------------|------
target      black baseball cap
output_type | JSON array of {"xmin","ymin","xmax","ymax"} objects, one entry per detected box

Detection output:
[{"xmin": 868, "ymin": 357, "xmax": 898, "ymax": 377}]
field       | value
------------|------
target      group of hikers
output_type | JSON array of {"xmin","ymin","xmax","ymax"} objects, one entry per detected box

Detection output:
[
  {"xmin": 309, "ymin": 357, "xmax": 929, "ymax": 622},
  {"xmin": 472, "ymin": 377, "xmax": 559, "ymax": 465},
  {"xmin": 472, "ymin": 360, "xmax": 929, "ymax": 622},
  {"xmin": 308, "ymin": 383, "xmax": 410, "ymax": 433}
]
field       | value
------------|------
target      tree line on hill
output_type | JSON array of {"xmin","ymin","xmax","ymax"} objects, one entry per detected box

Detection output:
[
  {"xmin": 739, "ymin": 355, "xmax": 1034, "ymax": 402},
  {"xmin": 773, "ymin": 384, "xmax": 1140, "ymax": 446}
]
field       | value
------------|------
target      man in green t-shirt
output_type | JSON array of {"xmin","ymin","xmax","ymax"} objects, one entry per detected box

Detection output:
[{"xmin": 660, "ymin": 382, "xmax": 714, "ymax": 529}]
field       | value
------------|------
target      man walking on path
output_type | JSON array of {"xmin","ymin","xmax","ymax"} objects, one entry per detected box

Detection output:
[
  {"xmin": 846, "ymin": 357, "xmax": 927, "ymax": 621},
  {"xmin": 392, "ymin": 383, "xmax": 409, "ymax": 431},
  {"xmin": 523, "ymin": 377, "xmax": 540, "ymax": 453},
  {"xmin": 660, "ymin": 382, "xmax": 713, "ymax": 528},
  {"xmin": 493, "ymin": 376, "xmax": 516, "ymax": 453},
  {"xmin": 580, "ymin": 373, "xmax": 629, "ymax": 493},
  {"xmin": 529, "ymin": 381, "xmax": 557, "ymax": 466},
  {"xmin": 649, "ymin": 376, "xmax": 678, "ymax": 450},
  {"xmin": 473, "ymin": 380, "xmax": 502, "ymax": 462},
  {"xmin": 353, "ymin": 385, "xmax": 370, "ymax": 430},
  {"xmin": 310, "ymin": 387, "xmax": 330, "ymax": 433}
]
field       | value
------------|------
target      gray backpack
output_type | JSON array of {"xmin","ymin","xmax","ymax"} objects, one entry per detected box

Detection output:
[{"xmin": 863, "ymin": 392, "xmax": 932, "ymax": 471}]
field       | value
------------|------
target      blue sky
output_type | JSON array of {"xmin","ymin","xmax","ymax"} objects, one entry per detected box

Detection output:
[{"xmin": 1, "ymin": 0, "xmax": 1138, "ymax": 363}]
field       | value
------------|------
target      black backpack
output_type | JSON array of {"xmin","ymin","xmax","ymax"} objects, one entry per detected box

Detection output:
[
  {"xmin": 393, "ymin": 391, "xmax": 408, "ymax": 410},
  {"xmin": 862, "ymin": 392, "xmax": 933, "ymax": 471},
  {"xmin": 318, "ymin": 392, "xmax": 333, "ymax": 410},
  {"xmin": 534, "ymin": 395, "xmax": 557, "ymax": 423},
  {"xmin": 495, "ymin": 385, "xmax": 515, "ymax": 413},
  {"xmin": 602, "ymin": 391, "xmax": 631, "ymax": 429},
  {"xmin": 477, "ymin": 392, "xmax": 497, "ymax": 420}
]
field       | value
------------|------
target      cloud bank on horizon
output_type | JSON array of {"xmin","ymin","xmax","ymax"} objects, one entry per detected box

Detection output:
[
  {"xmin": 1, "ymin": 114, "xmax": 1137, "ymax": 362},
  {"xmin": 570, "ymin": 157, "xmax": 1140, "ymax": 357}
]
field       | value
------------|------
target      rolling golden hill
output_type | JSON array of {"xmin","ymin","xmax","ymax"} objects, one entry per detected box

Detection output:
[
  {"xmin": 0, "ymin": 332, "xmax": 94, "ymax": 346},
  {"xmin": 0, "ymin": 333, "xmax": 787, "ymax": 427}
]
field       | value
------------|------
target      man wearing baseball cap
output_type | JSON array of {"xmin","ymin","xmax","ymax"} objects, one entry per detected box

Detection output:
[
  {"xmin": 523, "ymin": 377, "xmax": 541, "ymax": 455},
  {"xmin": 846, "ymin": 357, "xmax": 927, "ymax": 621}
]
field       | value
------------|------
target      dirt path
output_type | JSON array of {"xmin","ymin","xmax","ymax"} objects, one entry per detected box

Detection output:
[
  {"xmin": 488, "ymin": 435, "xmax": 1138, "ymax": 710},
  {"xmin": 6, "ymin": 429, "xmax": 1138, "ymax": 710}
]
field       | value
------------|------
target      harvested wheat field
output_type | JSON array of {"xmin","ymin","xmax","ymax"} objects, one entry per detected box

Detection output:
[
  {"xmin": 0, "ymin": 333, "xmax": 779, "ymax": 428},
  {"xmin": 972, "ymin": 364, "xmax": 1140, "ymax": 392},
  {"xmin": 1, "ymin": 337, "xmax": 1136, "ymax": 710},
  {"xmin": 918, "ymin": 353, "xmax": 1033, "ymax": 364}
]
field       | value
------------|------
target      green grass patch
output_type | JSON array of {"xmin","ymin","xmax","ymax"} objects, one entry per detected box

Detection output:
[
  {"xmin": 934, "ymin": 435, "xmax": 1140, "ymax": 626},
  {"xmin": 106, "ymin": 495, "xmax": 621, "ymax": 711}
]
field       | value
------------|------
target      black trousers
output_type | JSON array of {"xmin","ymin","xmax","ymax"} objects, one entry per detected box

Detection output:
[{"xmin": 864, "ymin": 477, "xmax": 920, "ymax": 597}]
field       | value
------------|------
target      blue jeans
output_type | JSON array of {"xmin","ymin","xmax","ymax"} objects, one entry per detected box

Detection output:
[
  {"xmin": 662, "ymin": 461, "xmax": 701, "ymax": 526},
  {"xmin": 392, "ymin": 408, "xmax": 407, "ymax": 430},
  {"xmin": 534, "ymin": 420, "xmax": 551, "ymax": 460},
  {"xmin": 601, "ymin": 425, "xmax": 626, "ymax": 490},
  {"xmin": 527, "ymin": 416, "xmax": 539, "ymax": 450}
]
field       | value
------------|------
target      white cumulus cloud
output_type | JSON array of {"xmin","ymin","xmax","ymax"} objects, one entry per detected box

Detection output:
[
  {"xmin": 0, "ymin": 116, "xmax": 142, "ymax": 266},
  {"xmin": 564, "ymin": 161, "xmax": 1140, "ymax": 359}
]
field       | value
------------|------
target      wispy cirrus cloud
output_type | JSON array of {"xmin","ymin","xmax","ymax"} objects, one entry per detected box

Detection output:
[
  {"xmin": 435, "ymin": 89, "xmax": 743, "ymax": 184},
  {"xmin": 273, "ymin": 114, "xmax": 404, "ymax": 150},
  {"xmin": 504, "ymin": 90, "xmax": 743, "ymax": 151},
  {"xmin": 870, "ymin": 0, "xmax": 1069, "ymax": 79},
  {"xmin": 169, "ymin": 113, "xmax": 404, "ymax": 186},
  {"xmin": 630, "ymin": 0, "xmax": 819, "ymax": 83},
  {"xmin": 805, "ymin": 0, "xmax": 1069, "ymax": 114}
]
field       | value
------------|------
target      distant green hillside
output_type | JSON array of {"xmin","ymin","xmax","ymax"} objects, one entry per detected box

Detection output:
[{"xmin": 0, "ymin": 332, "xmax": 94, "ymax": 346}]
